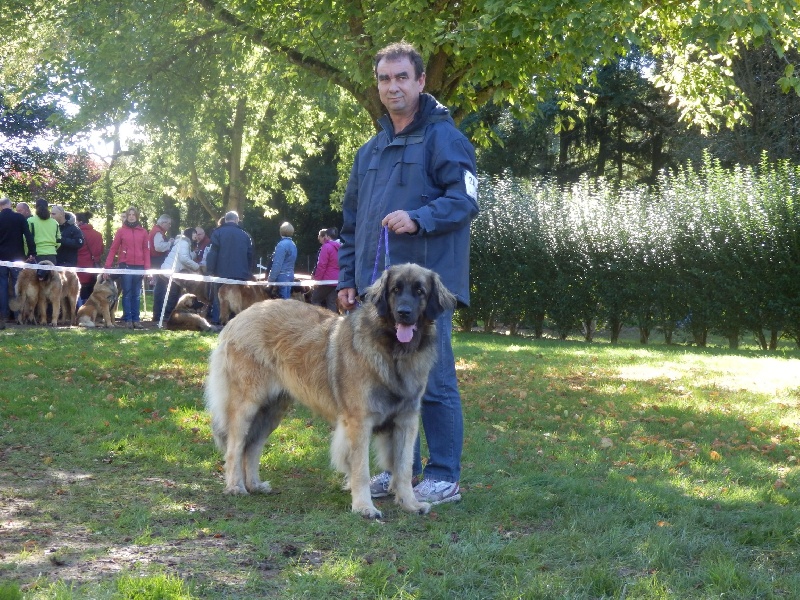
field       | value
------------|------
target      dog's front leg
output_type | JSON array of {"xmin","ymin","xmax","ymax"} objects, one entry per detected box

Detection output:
[
  {"xmin": 338, "ymin": 418, "xmax": 382, "ymax": 519},
  {"xmin": 391, "ymin": 412, "xmax": 431, "ymax": 515}
]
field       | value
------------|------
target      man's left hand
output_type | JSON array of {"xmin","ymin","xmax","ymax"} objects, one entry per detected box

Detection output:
[{"xmin": 382, "ymin": 211, "xmax": 418, "ymax": 235}]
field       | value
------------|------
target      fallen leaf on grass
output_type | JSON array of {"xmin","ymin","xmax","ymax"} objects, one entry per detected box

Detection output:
[
  {"xmin": 774, "ymin": 479, "xmax": 787, "ymax": 489},
  {"xmin": 709, "ymin": 450, "xmax": 722, "ymax": 461},
  {"xmin": 599, "ymin": 437, "xmax": 614, "ymax": 449}
]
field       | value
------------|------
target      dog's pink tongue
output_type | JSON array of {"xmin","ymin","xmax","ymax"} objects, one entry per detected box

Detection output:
[{"xmin": 396, "ymin": 323, "xmax": 417, "ymax": 343}]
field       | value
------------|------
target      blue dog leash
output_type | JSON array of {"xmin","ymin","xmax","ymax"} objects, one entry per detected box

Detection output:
[{"xmin": 370, "ymin": 226, "xmax": 391, "ymax": 284}]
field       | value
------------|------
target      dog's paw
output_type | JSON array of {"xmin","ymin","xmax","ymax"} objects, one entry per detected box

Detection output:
[
  {"xmin": 354, "ymin": 505, "xmax": 383, "ymax": 520},
  {"xmin": 247, "ymin": 482, "xmax": 272, "ymax": 494},
  {"xmin": 416, "ymin": 501, "xmax": 431, "ymax": 515},
  {"xmin": 223, "ymin": 485, "xmax": 249, "ymax": 496}
]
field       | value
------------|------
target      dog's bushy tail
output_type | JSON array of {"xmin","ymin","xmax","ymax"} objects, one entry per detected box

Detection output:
[{"xmin": 204, "ymin": 342, "xmax": 230, "ymax": 450}]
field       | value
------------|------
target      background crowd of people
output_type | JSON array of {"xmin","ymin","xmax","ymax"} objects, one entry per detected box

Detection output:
[{"xmin": 0, "ymin": 196, "xmax": 342, "ymax": 328}]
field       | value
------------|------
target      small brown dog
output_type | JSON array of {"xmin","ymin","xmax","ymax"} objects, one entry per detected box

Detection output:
[{"xmin": 77, "ymin": 277, "xmax": 118, "ymax": 328}]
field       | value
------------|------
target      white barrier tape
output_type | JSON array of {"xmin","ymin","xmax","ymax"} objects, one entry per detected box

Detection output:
[{"xmin": 0, "ymin": 260, "xmax": 337, "ymax": 287}]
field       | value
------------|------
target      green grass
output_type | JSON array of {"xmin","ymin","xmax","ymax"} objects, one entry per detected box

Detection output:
[{"xmin": 1, "ymin": 326, "xmax": 799, "ymax": 599}]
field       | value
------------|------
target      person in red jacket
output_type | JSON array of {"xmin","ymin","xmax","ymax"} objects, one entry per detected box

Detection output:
[
  {"xmin": 311, "ymin": 227, "xmax": 341, "ymax": 312},
  {"xmin": 75, "ymin": 212, "xmax": 105, "ymax": 306},
  {"xmin": 105, "ymin": 207, "xmax": 150, "ymax": 329}
]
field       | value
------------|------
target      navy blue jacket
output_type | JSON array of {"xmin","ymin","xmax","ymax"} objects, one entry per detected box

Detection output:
[
  {"xmin": 0, "ymin": 208, "xmax": 36, "ymax": 261},
  {"xmin": 206, "ymin": 222, "xmax": 254, "ymax": 280},
  {"xmin": 56, "ymin": 222, "xmax": 85, "ymax": 266},
  {"xmin": 338, "ymin": 93, "xmax": 479, "ymax": 306}
]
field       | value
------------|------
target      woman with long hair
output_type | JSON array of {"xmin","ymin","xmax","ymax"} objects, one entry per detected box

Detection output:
[{"xmin": 104, "ymin": 207, "xmax": 151, "ymax": 329}]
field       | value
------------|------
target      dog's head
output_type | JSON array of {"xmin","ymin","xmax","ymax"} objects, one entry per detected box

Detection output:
[
  {"xmin": 36, "ymin": 260, "xmax": 55, "ymax": 281},
  {"xmin": 365, "ymin": 263, "xmax": 457, "ymax": 344},
  {"xmin": 175, "ymin": 293, "xmax": 205, "ymax": 313}
]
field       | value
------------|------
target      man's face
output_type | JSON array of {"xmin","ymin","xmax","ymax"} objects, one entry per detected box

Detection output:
[
  {"xmin": 196, "ymin": 228, "xmax": 205, "ymax": 240},
  {"xmin": 376, "ymin": 57, "xmax": 425, "ymax": 119}
]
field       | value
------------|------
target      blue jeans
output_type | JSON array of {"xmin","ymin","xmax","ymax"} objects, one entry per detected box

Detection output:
[
  {"xmin": 413, "ymin": 310, "xmax": 463, "ymax": 483},
  {"xmin": 120, "ymin": 268, "xmax": 144, "ymax": 323},
  {"xmin": 0, "ymin": 265, "xmax": 20, "ymax": 320},
  {"xmin": 274, "ymin": 273, "xmax": 293, "ymax": 299}
]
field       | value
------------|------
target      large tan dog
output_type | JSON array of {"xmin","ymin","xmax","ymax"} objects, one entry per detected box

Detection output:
[
  {"xmin": 77, "ymin": 277, "xmax": 118, "ymax": 328},
  {"xmin": 166, "ymin": 293, "xmax": 218, "ymax": 331},
  {"xmin": 205, "ymin": 264, "xmax": 456, "ymax": 518},
  {"xmin": 11, "ymin": 262, "xmax": 62, "ymax": 326}
]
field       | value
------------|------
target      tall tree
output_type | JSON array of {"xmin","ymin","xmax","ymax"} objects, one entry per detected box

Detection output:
[{"xmin": 193, "ymin": 0, "xmax": 799, "ymax": 131}]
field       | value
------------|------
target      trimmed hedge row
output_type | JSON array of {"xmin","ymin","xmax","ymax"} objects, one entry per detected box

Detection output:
[{"xmin": 461, "ymin": 154, "xmax": 800, "ymax": 349}]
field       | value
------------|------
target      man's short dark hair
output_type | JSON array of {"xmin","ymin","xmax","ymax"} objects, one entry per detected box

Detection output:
[
  {"xmin": 76, "ymin": 211, "xmax": 92, "ymax": 223},
  {"xmin": 374, "ymin": 41, "xmax": 425, "ymax": 80},
  {"xmin": 224, "ymin": 211, "xmax": 239, "ymax": 223}
]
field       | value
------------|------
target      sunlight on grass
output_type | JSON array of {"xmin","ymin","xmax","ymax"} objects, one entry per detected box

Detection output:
[{"xmin": 617, "ymin": 354, "xmax": 800, "ymax": 395}]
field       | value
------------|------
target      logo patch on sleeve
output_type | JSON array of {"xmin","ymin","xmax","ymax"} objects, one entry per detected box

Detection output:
[{"xmin": 464, "ymin": 171, "xmax": 478, "ymax": 201}]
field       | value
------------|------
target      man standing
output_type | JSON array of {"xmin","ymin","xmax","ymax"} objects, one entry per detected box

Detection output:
[
  {"xmin": 51, "ymin": 206, "xmax": 84, "ymax": 266},
  {"xmin": 337, "ymin": 42, "xmax": 479, "ymax": 506},
  {"xmin": 206, "ymin": 211, "xmax": 254, "ymax": 324},
  {"xmin": 149, "ymin": 214, "xmax": 174, "ymax": 321},
  {"xmin": 0, "ymin": 196, "xmax": 36, "ymax": 326}
]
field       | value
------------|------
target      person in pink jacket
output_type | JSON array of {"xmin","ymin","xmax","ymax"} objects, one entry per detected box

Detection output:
[
  {"xmin": 311, "ymin": 227, "xmax": 341, "ymax": 312},
  {"xmin": 105, "ymin": 207, "xmax": 151, "ymax": 328}
]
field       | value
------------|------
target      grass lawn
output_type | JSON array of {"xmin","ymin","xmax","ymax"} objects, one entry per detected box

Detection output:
[{"xmin": 1, "ymin": 324, "xmax": 799, "ymax": 599}]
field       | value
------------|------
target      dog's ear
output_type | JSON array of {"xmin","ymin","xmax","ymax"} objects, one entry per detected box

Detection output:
[
  {"xmin": 424, "ymin": 271, "xmax": 457, "ymax": 321},
  {"xmin": 365, "ymin": 269, "xmax": 392, "ymax": 317}
]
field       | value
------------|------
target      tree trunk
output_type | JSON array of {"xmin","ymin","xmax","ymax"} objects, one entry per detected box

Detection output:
[{"xmin": 227, "ymin": 95, "xmax": 248, "ymax": 214}]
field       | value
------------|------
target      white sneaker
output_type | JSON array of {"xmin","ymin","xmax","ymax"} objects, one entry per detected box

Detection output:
[
  {"xmin": 413, "ymin": 479, "xmax": 461, "ymax": 505},
  {"xmin": 369, "ymin": 471, "xmax": 392, "ymax": 498}
]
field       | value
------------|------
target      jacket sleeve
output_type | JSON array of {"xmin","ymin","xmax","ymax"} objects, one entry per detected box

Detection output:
[
  {"xmin": 60, "ymin": 225, "xmax": 84, "ymax": 250},
  {"xmin": 178, "ymin": 240, "xmax": 200, "ymax": 272},
  {"xmin": 153, "ymin": 231, "xmax": 172, "ymax": 253},
  {"xmin": 23, "ymin": 221, "xmax": 36, "ymax": 258},
  {"xmin": 337, "ymin": 160, "xmax": 359, "ymax": 290},
  {"xmin": 267, "ymin": 243, "xmax": 284, "ymax": 282},
  {"xmin": 406, "ymin": 135, "xmax": 479, "ymax": 236},
  {"xmin": 206, "ymin": 233, "xmax": 218, "ymax": 274}
]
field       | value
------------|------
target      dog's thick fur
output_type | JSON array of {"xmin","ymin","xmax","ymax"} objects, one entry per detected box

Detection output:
[
  {"xmin": 167, "ymin": 293, "xmax": 217, "ymax": 331},
  {"xmin": 59, "ymin": 270, "xmax": 80, "ymax": 326},
  {"xmin": 217, "ymin": 284, "xmax": 269, "ymax": 325},
  {"xmin": 11, "ymin": 262, "xmax": 62, "ymax": 326},
  {"xmin": 77, "ymin": 277, "xmax": 118, "ymax": 328},
  {"xmin": 205, "ymin": 264, "xmax": 456, "ymax": 518}
]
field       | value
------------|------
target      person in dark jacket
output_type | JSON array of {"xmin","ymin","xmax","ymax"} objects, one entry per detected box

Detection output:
[
  {"xmin": 206, "ymin": 211, "xmax": 254, "ymax": 324},
  {"xmin": 0, "ymin": 196, "xmax": 37, "ymax": 325},
  {"xmin": 51, "ymin": 206, "xmax": 84, "ymax": 267},
  {"xmin": 337, "ymin": 42, "xmax": 479, "ymax": 507}
]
